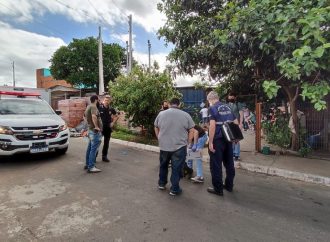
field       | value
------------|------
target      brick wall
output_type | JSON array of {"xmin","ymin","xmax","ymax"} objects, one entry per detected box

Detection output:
[{"xmin": 36, "ymin": 69, "xmax": 72, "ymax": 89}]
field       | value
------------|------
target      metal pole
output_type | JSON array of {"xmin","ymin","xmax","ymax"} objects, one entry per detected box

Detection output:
[
  {"xmin": 126, "ymin": 41, "xmax": 129, "ymax": 74},
  {"xmin": 255, "ymin": 102, "xmax": 262, "ymax": 152},
  {"xmin": 12, "ymin": 61, "xmax": 15, "ymax": 87},
  {"xmin": 98, "ymin": 26, "xmax": 105, "ymax": 95},
  {"xmin": 148, "ymin": 40, "xmax": 151, "ymax": 71},
  {"xmin": 128, "ymin": 15, "xmax": 133, "ymax": 73}
]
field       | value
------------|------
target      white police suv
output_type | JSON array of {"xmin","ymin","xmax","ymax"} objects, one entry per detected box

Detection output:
[{"xmin": 0, "ymin": 91, "xmax": 69, "ymax": 156}]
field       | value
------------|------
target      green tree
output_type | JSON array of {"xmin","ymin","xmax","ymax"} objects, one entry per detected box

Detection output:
[
  {"xmin": 50, "ymin": 37, "xmax": 125, "ymax": 91},
  {"xmin": 109, "ymin": 66, "xmax": 181, "ymax": 135},
  {"xmin": 158, "ymin": 0, "xmax": 330, "ymax": 150}
]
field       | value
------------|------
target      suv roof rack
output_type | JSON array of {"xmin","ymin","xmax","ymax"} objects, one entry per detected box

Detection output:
[{"xmin": 0, "ymin": 91, "xmax": 41, "ymax": 99}]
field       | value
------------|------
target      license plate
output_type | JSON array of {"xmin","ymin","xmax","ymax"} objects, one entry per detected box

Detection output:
[{"xmin": 30, "ymin": 146, "xmax": 49, "ymax": 153}]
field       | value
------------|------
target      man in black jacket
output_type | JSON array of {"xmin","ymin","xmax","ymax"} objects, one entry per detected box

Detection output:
[{"xmin": 98, "ymin": 95, "xmax": 118, "ymax": 162}]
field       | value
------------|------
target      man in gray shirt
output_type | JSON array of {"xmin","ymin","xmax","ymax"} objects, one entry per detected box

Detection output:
[{"xmin": 154, "ymin": 98, "xmax": 195, "ymax": 196}]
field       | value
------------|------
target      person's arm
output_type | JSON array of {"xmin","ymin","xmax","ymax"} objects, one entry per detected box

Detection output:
[
  {"xmin": 154, "ymin": 127, "xmax": 160, "ymax": 138},
  {"xmin": 239, "ymin": 110, "xmax": 244, "ymax": 129},
  {"xmin": 208, "ymin": 120, "xmax": 216, "ymax": 153},
  {"xmin": 188, "ymin": 128, "xmax": 195, "ymax": 145},
  {"xmin": 110, "ymin": 109, "xmax": 119, "ymax": 128},
  {"xmin": 92, "ymin": 114, "xmax": 100, "ymax": 131}
]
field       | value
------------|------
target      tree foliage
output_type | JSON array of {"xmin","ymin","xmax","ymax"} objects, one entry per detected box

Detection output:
[
  {"xmin": 109, "ymin": 66, "xmax": 181, "ymax": 135},
  {"xmin": 50, "ymin": 37, "xmax": 125, "ymax": 90},
  {"xmin": 158, "ymin": 0, "xmax": 330, "ymax": 150}
]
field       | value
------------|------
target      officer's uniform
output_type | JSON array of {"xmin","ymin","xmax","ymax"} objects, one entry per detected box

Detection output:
[
  {"xmin": 99, "ymin": 104, "xmax": 117, "ymax": 159},
  {"xmin": 209, "ymin": 101, "xmax": 236, "ymax": 192}
]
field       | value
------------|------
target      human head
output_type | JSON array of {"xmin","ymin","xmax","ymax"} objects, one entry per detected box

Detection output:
[
  {"xmin": 169, "ymin": 98, "xmax": 180, "ymax": 107},
  {"xmin": 206, "ymin": 91, "xmax": 219, "ymax": 106},
  {"xmin": 103, "ymin": 95, "xmax": 112, "ymax": 107},
  {"xmin": 90, "ymin": 95, "xmax": 99, "ymax": 104},
  {"xmin": 228, "ymin": 92, "xmax": 237, "ymax": 103},
  {"xmin": 162, "ymin": 100, "xmax": 169, "ymax": 110}
]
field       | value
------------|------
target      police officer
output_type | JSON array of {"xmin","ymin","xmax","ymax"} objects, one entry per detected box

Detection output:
[
  {"xmin": 98, "ymin": 95, "xmax": 118, "ymax": 162},
  {"xmin": 207, "ymin": 91, "xmax": 239, "ymax": 196}
]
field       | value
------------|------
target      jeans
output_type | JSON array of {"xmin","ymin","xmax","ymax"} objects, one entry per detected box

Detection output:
[
  {"xmin": 158, "ymin": 146, "xmax": 187, "ymax": 193},
  {"xmin": 209, "ymin": 138, "xmax": 235, "ymax": 192},
  {"xmin": 85, "ymin": 130, "xmax": 102, "ymax": 169},
  {"xmin": 187, "ymin": 158, "xmax": 203, "ymax": 177},
  {"xmin": 102, "ymin": 127, "xmax": 112, "ymax": 157},
  {"xmin": 233, "ymin": 141, "xmax": 240, "ymax": 157}
]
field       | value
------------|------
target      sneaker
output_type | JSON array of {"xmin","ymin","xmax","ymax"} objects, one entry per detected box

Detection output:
[
  {"xmin": 223, "ymin": 184, "xmax": 233, "ymax": 192},
  {"xmin": 87, "ymin": 167, "xmax": 102, "ymax": 173},
  {"xmin": 207, "ymin": 187, "xmax": 223, "ymax": 196},
  {"xmin": 191, "ymin": 176, "xmax": 204, "ymax": 183},
  {"xmin": 102, "ymin": 156, "xmax": 110, "ymax": 162},
  {"xmin": 169, "ymin": 189, "xmax": 182, "ymax": 196},
  {"xmin": 158, "ymin": 185, "xmax": 166, "ymax": 190}
]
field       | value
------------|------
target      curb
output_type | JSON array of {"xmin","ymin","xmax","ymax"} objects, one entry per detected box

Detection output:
[{"xmin": 110, "ymin": 138, "xmax": 330, "ymax": 187}]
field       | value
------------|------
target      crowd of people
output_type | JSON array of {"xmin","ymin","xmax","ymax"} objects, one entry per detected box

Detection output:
[{"xmin": 83, "ymin": 91, "xmax": 245, "ymax": 197}]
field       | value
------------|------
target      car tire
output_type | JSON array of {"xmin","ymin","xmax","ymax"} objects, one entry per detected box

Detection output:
[{"xmin": 55, "ymin": 147, "xmax": 68, "ymax": 155}]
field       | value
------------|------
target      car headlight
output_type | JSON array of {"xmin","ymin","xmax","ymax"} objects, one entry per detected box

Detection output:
[
  {"xmin": 0, "ymin": 126, "xmax": 14, "ymax": 135},
  {"xmin": 59, "ymin": 124, "xmax": 68, "ymax": 131}
]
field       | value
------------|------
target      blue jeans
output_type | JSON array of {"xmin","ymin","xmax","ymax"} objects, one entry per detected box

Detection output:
[
  {"xmin": 85, "ymin": 130, "xmax": 102, "ymax": 169},
  {"xmin": 209, "ymin": 138, "xmax": 235, "ymax": 192},
  {"xmin": 187, "ymin": 158, "xmax": 203, "ymax": 177},
  {"xmin": 233, "ymin": 141, "xmax": 240, "ymax": 157},
  {"xmin": 159, "ymin": 146, "xmax": 187, "ymax": 193}
]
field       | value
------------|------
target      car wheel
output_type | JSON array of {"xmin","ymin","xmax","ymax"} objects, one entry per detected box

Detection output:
[{"xmin": 55, "ymin": 147, "xmax": 68, "ymax": 155}]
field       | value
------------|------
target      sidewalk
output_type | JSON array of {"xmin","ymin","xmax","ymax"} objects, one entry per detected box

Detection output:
[{"xmin": 111, "ymin": 138, "xmax": 330, "ymax": 187}]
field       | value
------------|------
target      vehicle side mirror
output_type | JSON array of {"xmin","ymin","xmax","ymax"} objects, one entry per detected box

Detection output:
[{"xmin": 55, "ymin": 110, "xmax": 62, "ymax": 115}]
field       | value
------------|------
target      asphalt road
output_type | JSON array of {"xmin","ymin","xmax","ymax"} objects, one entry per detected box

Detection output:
[{"xmin": 0, "ymin": 138, "xmax": 329, "ymax": 242}]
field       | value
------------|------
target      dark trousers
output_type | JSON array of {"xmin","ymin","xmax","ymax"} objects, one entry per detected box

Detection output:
[
  {"xmin": 102, "ymin": 127, "xmax": 112, "ymax": 157},
  {"xmin": 209, "ymin": 138, "xmax": 235, "ymax": 192},
  {"xmin": 158, "ymin": 146, "xmax": 187, "ymax": 192}
]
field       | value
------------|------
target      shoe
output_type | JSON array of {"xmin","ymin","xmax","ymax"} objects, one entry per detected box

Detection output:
[
  {"xmin": 158, "ymin": 185, "xmax": 166, "ymax": 190},
  {"xmin": 102, "ymin": 156, "xmax": 110, "ymax": 162},
  {"xmin": 207, "ymin": 187, "xmax": 223, "ymax": 196},
  {"xmin": 234, "ymin": 156, "xmax": 241, "ymax": 161},
  {"xmin": 223, "ymin": 184, "xmax": 233, "ymax": 192},
  {"xmin": 87, "ymin": 167, "xmax": 102, "ymax": 173},
  {"xmin": 191, "ymin": 176, "xmax": 204, "ymax": 183},
  {"xmin": 169, "ymin": 189, "xmax": 182, "ymax": 196}
]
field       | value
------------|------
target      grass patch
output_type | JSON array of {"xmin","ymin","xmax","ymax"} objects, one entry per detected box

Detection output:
[{"xmin": 112, "ymin": 125, "xmax": 158, "ymax": 146}]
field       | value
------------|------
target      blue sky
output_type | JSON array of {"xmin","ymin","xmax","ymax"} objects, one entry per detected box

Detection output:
[{"xmin": 0, "ymin": 0, "xmax": 194, "ymax": 87}]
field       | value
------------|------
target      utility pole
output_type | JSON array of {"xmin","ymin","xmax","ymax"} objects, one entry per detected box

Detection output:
[
  {"xmin": 98, "ymin": 26, "xmax": 105, "ymax": 95},
  {"xmin": 12, "ymin": 61, "xmax": 16, "ymax": 87},
  {"xmin": 148, "ymin": 40, "xmax": 151, "ymax": 72},
  {"xmin": 128, "ymin": 14, "xmax": 133, "ymax": 74},
  {"xmin": 126, "ymin": 41, "xmax": 129, "ymax": 74}
]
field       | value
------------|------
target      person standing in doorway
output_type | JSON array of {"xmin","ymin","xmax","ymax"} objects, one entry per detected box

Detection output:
[
  {"xmin": 99, "ymin": 95, "xmax": 118, "ymax": 162},
  {"xmin": 84, "ymin": 95, "xmax": 103, "ymax": 173},
  {"xmin": 227, "ymin": 92, "xmax": 244, "ymax": 161},
  {"xmin": 154, "ymin": 98, "xmax": 195, "ymax": 196},
  {"xmin": 207, "ymin": 91, "xmax": 238, "ymax": 196}
]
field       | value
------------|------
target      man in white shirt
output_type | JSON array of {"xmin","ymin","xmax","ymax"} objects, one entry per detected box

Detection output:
[{"xmin": 200, "ymin": 107, "xmax": 209, "ymax": 124}]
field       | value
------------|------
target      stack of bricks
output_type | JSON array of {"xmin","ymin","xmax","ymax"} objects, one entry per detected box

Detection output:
[{"xmin": 58, "ymin": 99, "xmax": 88, "ymax": 128}]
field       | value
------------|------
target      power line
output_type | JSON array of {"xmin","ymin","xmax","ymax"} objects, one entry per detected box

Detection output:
[
  {"xmin": 87, "ymin": 0, "xmax": 108, "ymax": 25},
  {"xmin": 0, "ymin": 2, "xmax": 65, "ymax": 36}
]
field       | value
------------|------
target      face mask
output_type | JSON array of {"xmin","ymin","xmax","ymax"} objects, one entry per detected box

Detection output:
[
  {"xmin": 163, "ymin": 106, "xmax": 169, "ymax": 110},
  {"xmin": 228, "ymin": 99, "xmax": 235, "ymax": 103}
]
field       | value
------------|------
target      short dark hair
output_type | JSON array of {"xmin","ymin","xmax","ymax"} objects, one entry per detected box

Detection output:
[
  {"xmin": 228, "ymin": 92, "xmax": 237, "ymax": 97},
  {"xmin": 169, "ymin": 98, "xmax": 180, "ymax": 106},
  {"xmin": 90, "ymin": 95, "xmax": 99, "ymax": 103}
]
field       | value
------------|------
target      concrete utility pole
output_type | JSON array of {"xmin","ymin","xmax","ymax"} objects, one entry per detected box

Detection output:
[
  {"xmin": 12, "ymin": 61, "xmax": 15, "ymax": 87},
  {"xmin": 148, "ymin": 40, "xmax": 151, "ymax": 72},
  {"xmin": 128, "ymin": 14, "xmax": 133, "ymax": 74},
  {"xmin": 98, "ymin": 26, "xmax": 105, "ymax": 95},
  {"xmin": 126, "ymin": 41, "xmax": 129, "ymax": 74}
]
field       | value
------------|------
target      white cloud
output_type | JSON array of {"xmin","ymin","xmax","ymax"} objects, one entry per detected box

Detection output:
[
  {"xmin": 0, "ymin": 0, "xmax": 165, "ymax": 33},
  {"xmin": 112, "ymin": 33, "xmax": 136, "ymax": 48},
  {"xmin": 0, "ymin": 21, "xmax": 66, "ymax": 87}
]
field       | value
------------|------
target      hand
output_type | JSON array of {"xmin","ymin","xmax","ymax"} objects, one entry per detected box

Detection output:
[
  {"xmin": 209, "ymin": 143, "xmax": 215, "ymax": 153},
  {"xmin": 239, "ymin": 124, "xmax": 243, "ymax": 130},
  {"xmin": 192, "ymin": 144, "xmax": 197, "ymax": 152},
  {"xmin": 94, "ymin": 127, "xmax": 100, "ymax": 133},
  {"xmin": 188, "ymin": 143, "xmax": 193, "ymax": 149}
]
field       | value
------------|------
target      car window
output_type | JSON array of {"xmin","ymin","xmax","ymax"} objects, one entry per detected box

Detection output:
[{"xmin": 0, "ymin": 99, "xmax": 54, "ymax": 115}]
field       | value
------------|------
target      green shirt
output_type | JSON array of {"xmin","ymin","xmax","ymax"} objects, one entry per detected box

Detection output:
[{"xmin": 85, "ymin": 104, "xmax": 103, "ymax": 131}]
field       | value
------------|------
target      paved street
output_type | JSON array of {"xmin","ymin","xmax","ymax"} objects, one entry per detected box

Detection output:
[{"xmin": 0, "ymin": 138, "xmax": 330, "ymax": 242}]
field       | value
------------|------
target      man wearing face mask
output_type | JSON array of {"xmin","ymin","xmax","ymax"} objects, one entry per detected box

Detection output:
[
  {"xmin": 227, "ymin": 92, "xmax": 244, "ymax": 161},
  {"xmin": 207, "ymin": 91, "xmax": 238, "ymax": 196},
  {"xmin": 160, "ymin": 100, "xmax": 169, "ymax": 112}
]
